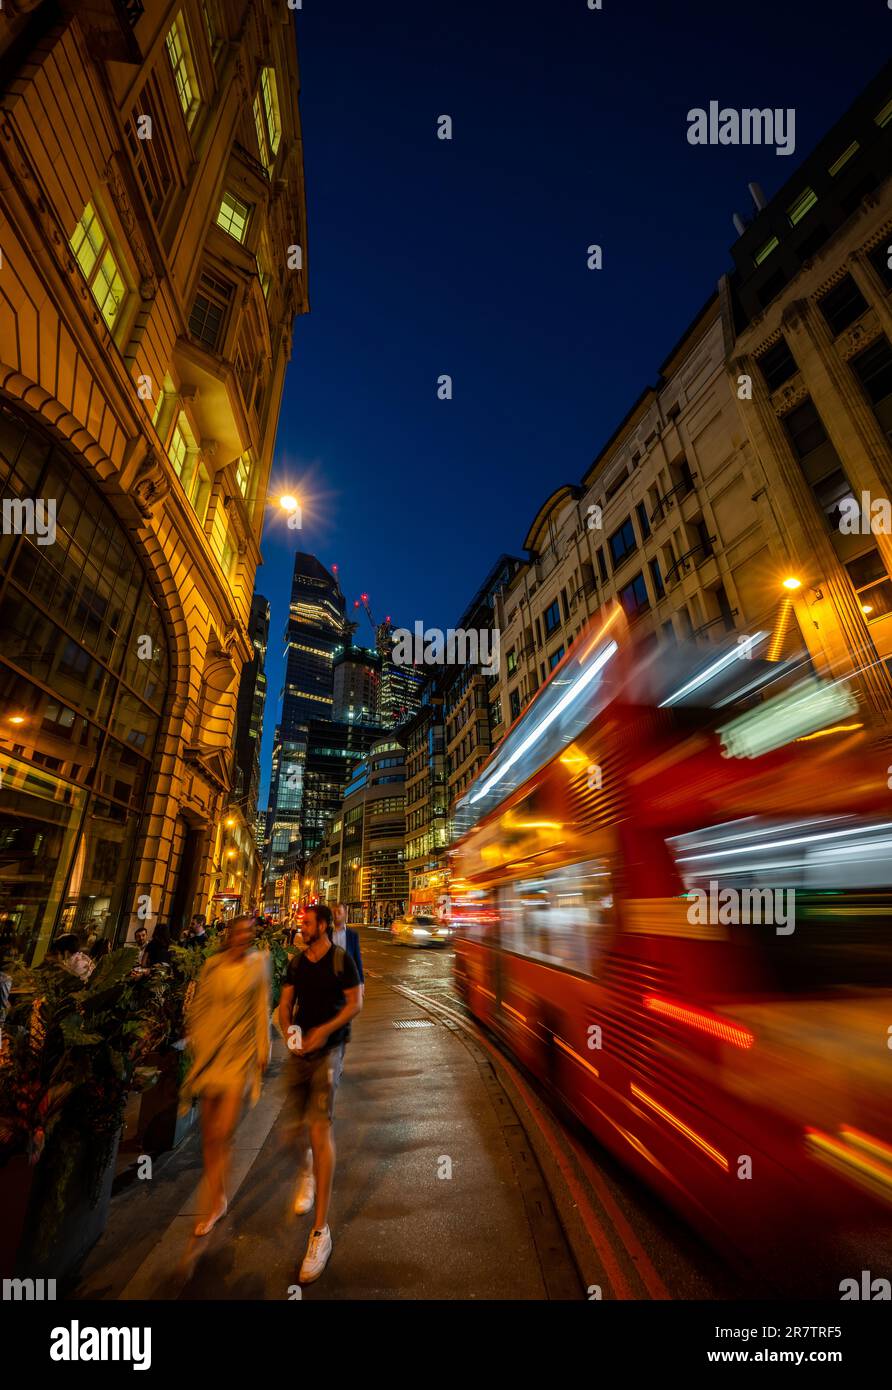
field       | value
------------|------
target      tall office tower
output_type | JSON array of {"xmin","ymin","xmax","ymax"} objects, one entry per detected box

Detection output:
[
  {"xmin": 283, "ymin": 553, "xmax": 347, "ymax": 733},
  {"xmin": 265, "ymin": 555, "xmax": 346, "ymax": 883},
  {"xmin": 0, "ymin": 1, "xmax": 308, "ymax": 958},
  {"xmin": 379, "ymin": 651, "xmax": 426, "ymax": 729},
  {"xmin": 333, "ymin": 642, "xmax": 382, "ymax": 724},
  {"xmin": 234, "ymin": 594, "xmax": 270, "ymax": 822}
]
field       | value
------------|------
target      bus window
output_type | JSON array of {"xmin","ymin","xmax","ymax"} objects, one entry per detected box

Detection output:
[
  {"xmin": 667, "ymin": 814, "xmax": 892, "ymax": 993},
  {"xmin": 452, "ymin": 888, "xmax": 496, "ymax": 942},
  {"xmin": 498, "ymin": 858, "xmax": 613, "ymax": 976}
]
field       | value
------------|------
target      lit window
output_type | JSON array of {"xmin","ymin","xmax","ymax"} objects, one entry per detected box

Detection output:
[
  {"xmin": 257, "ymin": 232, "xmax": 272, "ymax": 300},
  {"xmin": 168, "ymin": 418, "xmax": 190, "ymax": 479},
  {"xmin": 874, "ymin": 97, "xmax": 892, "ymax": 128},
  {"xmin": 828, "ymin": 141, "xmax": 859, "ymax": 176},
  {"xmin": 235, "ymin": 452, "xmax": 252, "ymax": 498},
  {"xmin": 166, "ymin": 17, "xmax": 199, "ymax": 125},
  {"xmin": 216, "ymin": 530, "xmax": 236, "ymax": 578},
  {"xmin": 261, "ymin": 67, "xmax": 282, "ymax": 156},
  {"xmin": 787, "ymin": 188, "xmax": 817, "ymax": 226},
  {"xmin": 216, "ymin": 191, "xmax": 250, "ymax": 243},
  {"xmin": 254, "ymin": 95, "xmax": 270, "ymax": 171},
  {"xmin": 754, "ymin": 236, "xmax": 779, "ymax": 266},
  {"xmin": 69, "ymin": 203, "xmax": 127, "ymax": 331}
]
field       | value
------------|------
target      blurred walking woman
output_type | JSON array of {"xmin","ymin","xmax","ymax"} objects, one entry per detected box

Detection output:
[{"xmin": 182, "ymin": 915, "xmax": 271, "ymax": 1237}]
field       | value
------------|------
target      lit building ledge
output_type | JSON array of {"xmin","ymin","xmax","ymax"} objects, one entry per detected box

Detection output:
[{"xmin": 172, "ymin": 335, "xmax": 251, "ymax": 468}]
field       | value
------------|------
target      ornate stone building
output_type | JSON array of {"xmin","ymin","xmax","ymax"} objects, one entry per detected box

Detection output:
[{"xmin": 0, "ymin": 0, "xmax": 307, "ymax": 960}]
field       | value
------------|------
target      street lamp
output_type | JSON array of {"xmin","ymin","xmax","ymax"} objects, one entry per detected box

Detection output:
[{"xmin": 782, "ymin": 576, "xmax": 802, "ymax": 591}]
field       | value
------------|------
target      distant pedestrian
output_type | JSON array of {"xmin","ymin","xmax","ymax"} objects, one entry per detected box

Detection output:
[
  {"xmin": 182, "ymin": 915, "xmax": 271, "ymax": 1238},
  {"xmin": 332, "ymin": 903, "xmax": 364, "ymax": 985},
  {"xmin": 187, "ymin": 914, "xmax": 209, "ymax": 949},
  {"xmin": 133, "ymin": 924, "xmax": 150, "ymax": 968},
  {"xmin": 278, "ymin": 903, "xmax": 362, "ymax": 1283}
]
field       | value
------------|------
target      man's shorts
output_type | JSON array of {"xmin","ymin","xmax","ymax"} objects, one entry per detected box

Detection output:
[{"xmin": 284, "ymin": 1043, "xmax": 345, "ymax": 1128}]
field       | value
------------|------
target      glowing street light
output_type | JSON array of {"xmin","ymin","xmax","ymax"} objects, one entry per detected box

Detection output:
[{"xmin": 782, "ymin": 576, "xmax": 802, "ymax": 591}]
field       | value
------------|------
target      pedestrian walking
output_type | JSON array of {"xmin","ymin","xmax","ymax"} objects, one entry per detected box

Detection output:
[
  {"xmin": 332, "ymin": 902, "xmax": 365, "ymax": 985},
  {"xmin": 182, "ymin": 915, "xmax": 271, "ymax": 1238},
  {"xmin": 277, "ymin": 903, "xmax": 362, "ymax": 1282}
]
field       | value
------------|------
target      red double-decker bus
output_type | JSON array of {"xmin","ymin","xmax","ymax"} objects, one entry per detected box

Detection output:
[{"xmin": 451, "ymin": 608, "xmax": 892, "ymax": 1288}]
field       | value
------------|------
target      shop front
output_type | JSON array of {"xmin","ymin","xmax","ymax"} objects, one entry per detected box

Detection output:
[{"xmin": 0, "ymin": 402, "xmax": 168, "ymax": 963}]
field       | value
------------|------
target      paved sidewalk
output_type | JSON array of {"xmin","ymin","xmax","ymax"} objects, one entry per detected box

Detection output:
[{"xmin": 75, "ymin": 973, "xmax": 573, "ymax": 1300}]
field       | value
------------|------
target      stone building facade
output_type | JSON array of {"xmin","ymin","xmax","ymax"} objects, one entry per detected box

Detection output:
[{"xmin": 0, "ymin": 0, "xmax": 307, "ymax": 959}]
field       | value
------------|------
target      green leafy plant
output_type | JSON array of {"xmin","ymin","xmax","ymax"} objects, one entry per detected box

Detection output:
[{"xmin": 0, "ymin": 948, "xmax": 170, "ymax": 1196}]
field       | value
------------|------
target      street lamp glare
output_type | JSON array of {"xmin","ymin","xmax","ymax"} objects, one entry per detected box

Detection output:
[
  {"xmin": 279, "ymin": 494, "xmax": 299, "ymax": 512},
  {"xmin": 782, "ymin": 576, "xmax": 802, "ymax": 591}
]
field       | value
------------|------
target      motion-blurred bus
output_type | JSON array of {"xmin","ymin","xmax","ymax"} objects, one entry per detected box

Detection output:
[{"xmin": 450, "ymin": 608, "xmax": 892, "ymax": 1289}]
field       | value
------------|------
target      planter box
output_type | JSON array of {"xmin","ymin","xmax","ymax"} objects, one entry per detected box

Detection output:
[
  {"xmin": 10, "ymin": 1125, "xmax": 120, "ymax": 1282},
  {"xmin": 136, "ymin": 1045, "xmax": 197, "ymax": 1154},
  {"xmin": 0, "ymin": 1153, "xmax": 35, "ymax": 1280}
]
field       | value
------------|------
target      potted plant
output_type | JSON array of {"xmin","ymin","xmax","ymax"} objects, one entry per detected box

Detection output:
[{"xmin": 0, "ymin": 946, "xmax": 170, "ymax": 1280}]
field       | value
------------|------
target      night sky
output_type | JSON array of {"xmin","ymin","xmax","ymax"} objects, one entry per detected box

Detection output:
[{"xmin": 258, "ymin": 0, "xmax": 890, "ymax": 804}]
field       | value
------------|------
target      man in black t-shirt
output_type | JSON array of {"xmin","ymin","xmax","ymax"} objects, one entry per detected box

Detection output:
[{"xmin": 278, "ymin": 902, "xmax": 362, "ymax": 1283}]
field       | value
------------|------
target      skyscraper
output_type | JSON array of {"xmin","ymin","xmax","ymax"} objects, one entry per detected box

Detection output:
[
  {"xmin": 265, "ymin": 554, "xmax": 346, "ymax": 883},
  {"xmin": 283, "ymin": 553, "xmax": 347, "ymax": 733},
  {"xmin": 234, "ymin": 594, "xmax": 270, "ymax": 822}
]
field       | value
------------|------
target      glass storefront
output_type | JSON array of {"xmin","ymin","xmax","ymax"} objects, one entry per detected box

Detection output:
[{"xmin": 0, "ymin": 401, "xmax": 169, "ymax": 963}]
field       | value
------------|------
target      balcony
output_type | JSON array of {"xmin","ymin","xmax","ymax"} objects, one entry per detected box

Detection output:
[
  {"xmin": 665, "ymin": 536, "xmax": 716, "ymax": 585},
  {"xmin": 650, "ymin": 473, "xmax": 697, "ymax": 526}
]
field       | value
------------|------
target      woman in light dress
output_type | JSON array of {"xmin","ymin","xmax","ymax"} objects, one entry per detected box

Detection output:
[{"xmin": 182, "ymin": 914, "xmax": 271, "ymax": 1237}]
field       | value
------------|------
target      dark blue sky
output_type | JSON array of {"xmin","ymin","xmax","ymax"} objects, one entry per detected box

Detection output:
[{"xmin": 257, "ymin": 0, "xmax": 890, "ymax": 804}]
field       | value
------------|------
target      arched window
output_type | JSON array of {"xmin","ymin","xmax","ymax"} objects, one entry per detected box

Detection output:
[{"xmin": 0, "ymin": 402, "xmax": 169, "ymax": 963}]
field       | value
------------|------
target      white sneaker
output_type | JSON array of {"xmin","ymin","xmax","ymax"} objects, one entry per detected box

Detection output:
[
  {"xmin": 299, "ymin": 1225, "xmax": 332, "ymax": 1283},
  {"xmin": 293, "ymin": 1168, "xmax": 316, "ymax": 1215}
]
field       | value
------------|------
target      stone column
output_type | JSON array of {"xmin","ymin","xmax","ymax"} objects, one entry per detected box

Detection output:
[{"xmin": 732, "ymin": 348, "xmax": 892, "ymax": 715}]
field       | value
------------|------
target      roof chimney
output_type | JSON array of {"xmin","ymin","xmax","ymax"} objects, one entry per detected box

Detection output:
[{"xmin": 748, "ymin": 181, "xmax": 767, "ymax": 212}]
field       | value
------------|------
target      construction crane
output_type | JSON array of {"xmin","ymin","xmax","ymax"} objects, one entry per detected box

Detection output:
[{"xmin": 353, "ymin": 593, "xmax": 393, "ymax": 654}]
